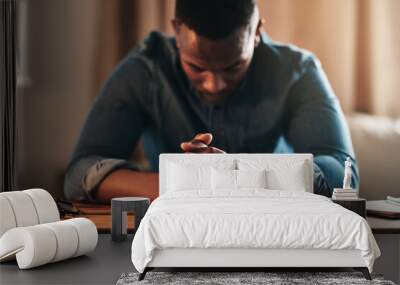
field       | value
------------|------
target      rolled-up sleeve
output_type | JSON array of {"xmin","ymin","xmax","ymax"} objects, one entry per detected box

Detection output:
[
  {"xmin": 284, "ymin": 56, "xmax": 359, "ymax": 197},
  {"xmin": 64, "ymin": 56, "xmax": 151, "ymax": 201}
]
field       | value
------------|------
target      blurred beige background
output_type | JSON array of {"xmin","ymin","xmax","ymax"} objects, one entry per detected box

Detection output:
[{"xmin": 16, "ymin": 0, "xmax": 400, "ymax": 200}]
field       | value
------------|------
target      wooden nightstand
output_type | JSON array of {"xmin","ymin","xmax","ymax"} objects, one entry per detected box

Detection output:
[
  {"xmin": 331, "ymin": 198, "xmax": 400, "ymax": 283},
  {"xmin": 332, "ymin": 198, "xmax": 366, "ymax": 218},
  {"xmin": 367, "ymin": 216, "xmax": 400, "ymax": 284}
]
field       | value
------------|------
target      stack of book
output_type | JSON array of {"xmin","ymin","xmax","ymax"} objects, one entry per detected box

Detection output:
[{"xmin": 332, "ymin": 188, "xmax": 358, "ymax": 200}]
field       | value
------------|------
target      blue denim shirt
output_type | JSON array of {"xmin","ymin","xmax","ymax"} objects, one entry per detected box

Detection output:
[{"xmin": 64, "ymin": 31, "xmax": 359, "ymax": 201}]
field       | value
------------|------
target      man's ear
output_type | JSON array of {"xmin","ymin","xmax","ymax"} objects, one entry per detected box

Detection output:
[
  {"xmin": 254, "ymin": 18, "xmax": 265, "ymax": 47},
  {"xmin": 171, "ymin": 19, "xmax": 181, "ymax": 48},
  {"xmin": 171, "ymin": 19, "xmax": 181, "ymax": 35}
]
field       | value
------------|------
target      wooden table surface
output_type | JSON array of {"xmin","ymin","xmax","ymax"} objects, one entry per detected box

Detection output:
[
  {"xmin": 63, "ymin": 214, "xmax": 135, "ymax": 233},
  {"xmin": 367, "ymin": 216, "xmax": 400, "ymax": 234}
]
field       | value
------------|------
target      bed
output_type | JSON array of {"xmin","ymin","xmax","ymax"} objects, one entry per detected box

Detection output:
[{"xmin": 131, "ymin": 153, "xmax": 380, "ymax": 280}]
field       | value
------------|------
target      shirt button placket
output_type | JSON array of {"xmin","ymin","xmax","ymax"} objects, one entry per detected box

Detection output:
[{"xmin": 212, "ymin": 105, "xmax": 225, "ymax": 149}]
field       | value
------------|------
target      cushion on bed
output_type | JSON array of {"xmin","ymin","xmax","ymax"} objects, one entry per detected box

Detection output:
[
  {"xmin": 211, "ymin": 168, "xmax": 268, "ymax": 190},
  {"xmin": 167, "ymin": 163, "xmax": 212, "ymax": 191},
  {"xmin": 160, "ymin": 154, "xmax": 313, "ymax": 194},
  {"xmin": 166, "ymin": 158, "xmax": 235, "ymax": 192},
  {"xmin": 267, "ymin": 164, "xmax": 307, "ymax": 191},
  {"xmin": 237, "ymin": 159, "xmax": 308, "ymax": 191},
  {"xmin": 211, "ymin": 168, "xmax": 236, "ymax": 190},
  {"xmin": 237, "ymin": 169, "xmax": 268, "ymax": 188}
]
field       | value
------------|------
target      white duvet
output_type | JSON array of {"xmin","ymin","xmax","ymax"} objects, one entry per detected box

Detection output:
[{"xmin": 131, "ymin": 190, "xmax": 380, "ymax": 273}]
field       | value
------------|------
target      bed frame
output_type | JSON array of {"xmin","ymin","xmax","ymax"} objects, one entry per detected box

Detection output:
[
  {"xmin": 138, "ymin": 154, "xmax": 371, "ymax": 281},
  {"xmin": 139, "ymin": 248, "xmax": 371, "ymax": 280}
]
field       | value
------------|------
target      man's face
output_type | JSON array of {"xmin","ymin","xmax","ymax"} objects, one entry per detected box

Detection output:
[{"xmin": 174, "ymin": 20, "xmax": 260, "ymax": 104}]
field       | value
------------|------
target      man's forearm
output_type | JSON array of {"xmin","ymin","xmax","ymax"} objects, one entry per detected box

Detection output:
[{"xmin": 96, "ymin": 169, "xmax": 159, "ymax": 203}]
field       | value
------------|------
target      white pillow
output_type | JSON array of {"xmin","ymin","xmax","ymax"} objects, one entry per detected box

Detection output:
[
  {"xmin": 211, "ymin": 168, "xmax": 236, "ymax": 190},
  {"xmin": 237, "ymin": 169, "xmax": 267, "ymax": 188},
  {"xmin": 167, "ymin": 162, "xmax": 211, "ymax": 191},
  {"xmin": 266, "ymin": 163, "xmax": 306, "ymax": 191},
  {"xmin": 211, "ymin": 169, "xmax": 268, "ymax": 190},
  {"xmin": 237, "ymin": 159, "xmax": 307, "ymax": 191}
]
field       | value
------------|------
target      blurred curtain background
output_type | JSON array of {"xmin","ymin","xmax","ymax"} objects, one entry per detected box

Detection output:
[
  {"xmin": 94, "ymin": 0, "xmax": 400, "ymax": 117},
  {"xmin": 94, "ymin": 0, "xmax": 175, "ymax": 97},
  {"xmin": 1, "ymin": 0, "xmax": 17, "ymax": 192},
  {"xmin": 16, "ymin": 0, "xmax": 400, "ymax": 199}
]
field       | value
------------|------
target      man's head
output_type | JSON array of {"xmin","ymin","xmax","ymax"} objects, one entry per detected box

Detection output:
[{"xmin": 173, "ymin": 0, "xmax": 263, "ymax": 104}]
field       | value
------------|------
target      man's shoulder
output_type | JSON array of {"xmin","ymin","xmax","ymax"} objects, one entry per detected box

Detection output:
[
  {"xmin": 125, "ymin": 31, "xmax": 177, "ymax": 70},
  {"xmin": 258, "ymin": 33, "xmax": 318, "ymax": 75},
  {"xmin": 108, "ymin": 31, "xmax": 176, "ymax": 83}
]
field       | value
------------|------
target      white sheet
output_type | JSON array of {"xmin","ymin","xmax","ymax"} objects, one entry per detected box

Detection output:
[{"xmin": 131, "ymin": 190, "xmax": 380, "ymax": 273}]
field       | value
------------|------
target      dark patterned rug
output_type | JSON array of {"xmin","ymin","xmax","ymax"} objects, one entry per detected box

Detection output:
[{"xmin": 116, "ymin": 271, "xmax": 396, "ymax": 285}]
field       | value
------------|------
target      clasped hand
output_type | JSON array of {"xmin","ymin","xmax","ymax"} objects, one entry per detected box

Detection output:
[{"xmin": 180, "ymin": 133, "xmax": 225, "ymax": 153}]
